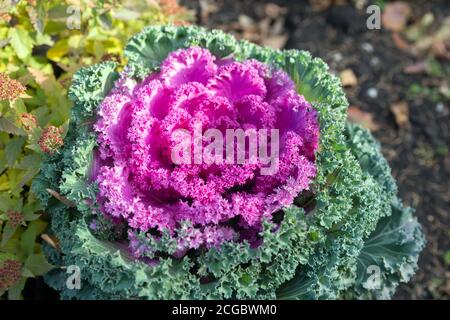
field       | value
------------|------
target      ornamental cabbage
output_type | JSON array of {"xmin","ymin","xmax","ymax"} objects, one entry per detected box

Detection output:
[
  {"xmin": 32, "ymin": 26, "xmax": 425, "ymax": 300},
  {"xmin": 94, "ymin": 46, "xmax": 319, "ymax": 256}
]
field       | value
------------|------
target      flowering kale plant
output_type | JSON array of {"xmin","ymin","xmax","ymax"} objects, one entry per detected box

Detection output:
[{"xmin": 33, "ymin": 26, "xmax": 425, "ymax": 299}]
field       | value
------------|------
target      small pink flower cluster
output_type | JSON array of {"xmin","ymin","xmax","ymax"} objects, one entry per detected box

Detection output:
[
  {"xmin": 20, "ymin": 113, "xmax": 38, "ymax": 133},
  {"xmin": 0, "ymin": 72, "xmax": 26, "ymax": 101},
  {"xmin": 0, "ymin": 260, "xmax": 22, "ymax": 292},
  {"xmin": 7, "ymin": 211, "xmax": 23, "ymax": 228},
  {"xmin": 38, "ymin": 126, "xmax": 63, "ymax": 154}
]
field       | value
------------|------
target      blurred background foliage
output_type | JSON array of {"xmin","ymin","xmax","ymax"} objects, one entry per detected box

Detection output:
[{"xmin": 0, "ymin": 0, "xmax": 192, "ymax": 299}]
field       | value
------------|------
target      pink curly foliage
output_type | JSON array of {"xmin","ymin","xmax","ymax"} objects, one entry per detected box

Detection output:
[{"xmin": 93, "ymin": 47, "xmax": 319, "ymax": 254}]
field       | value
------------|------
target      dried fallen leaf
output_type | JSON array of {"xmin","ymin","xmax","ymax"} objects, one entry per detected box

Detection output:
[
  {"xmin": 390, "ymin": 101, "xmax": 410, "ymax": 128},
  {"xmin": 340, "ymin": 69, "xmax": 358, "ymax": 87},
  {"xmin": 237, "ymin": 9, "xmax": 288, "ymax": 48},
  {"xmin": 309, "ymin": 0, "xmax": 332, "ymax": 12},
  {"xmin": 392, "ymin": 32, "xmax": 410, "ymax": 51},
  {"xmin": 264, "ymin": 3, "xmax": 287, "ymax": 18},
  {"xmin": 439, "ymin": 82, "xmax": 449, "ymax": 97},
  {"xmin": 347, "ymin": 106, "xmax": 380, "ymax": 131},
  {"xmin": 238, "ymin": 14, "xmax": 256, "ymax": 31},
  {"xmin": 403, "ymin": 61, "xmax": 429, "ymax": 74},
  {"xmin": 270, "ymin": 16, "xmax": 285, "ymax": 35},
  {"xmin": 199, "ymin": 0, "xmax": 219, "ymax": 24},
  {"xmin": 382, "ymin": 1, "xmax": 412, "ymax": 32},
  {"xmin": 262, "ymin": 34, "xmax": 288, "ymax": 49},
  {"xmin": 432, "ymin": 40, "xmax": 450, "ymax": 59},
  {"xmin": 0, "ymin": 12, "xmax": 11, "ymax": 23},
  {"xmin": 409, "ymin": 17, "xmax": 450, "ymax": 58},
  {"xmin": 41, "ymin": 233, "xmax": 60, "ymax": 251},
  {"xmin": 404, "ymin": 13, "xmax": 435, "ymax": 42},
  {"xmin": 258, "ymin": 17, "xmax": 271, "ymax": 36},
  {"xmin": 46, "ymin": 188, "xmax": 76, "ymax": 207}
]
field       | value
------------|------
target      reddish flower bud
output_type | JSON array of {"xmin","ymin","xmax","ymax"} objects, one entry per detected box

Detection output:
[
  {"xmin": 0, "ymin": 259, "xmax": 22, "ymax": 292},
  {"xmin": 38, "ymin": 126, "xmax": 64, "ymax": 154},
  {"xmin": 20, "ymin": 113, "xmax": 38, "ymax": 132},
  {"xmin": 160, "ymin": 0, "xmax": 188, "ymax": 16},
  {"xmin": 0, "ymin": 72, "xmax": 26, "ymax": 101},
  {"xmin": 6, "ymin": 211, "xmax": 23, "ymax": 228},
  {"xmin": 101, "ymin": 53, "xmax": 121, "ymax": 63},
  {"xmin": 0, "ymin": 13, "xmax": 11, "ymax": 23}
]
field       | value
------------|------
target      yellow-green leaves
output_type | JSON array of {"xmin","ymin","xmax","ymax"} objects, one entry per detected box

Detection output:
[
  {"xmin": 0, "ymin": 196, "xmax": 24, "ymax": 247},
  {"xmin": 28, "ymin": 66, "xmax": 71, "ymax": 124},
  {"xmin": 21, "ymin": 220, "xmax": 47, "ymax": 257},
  {"xmin": 5, "ymin": 136, "xmax": 25, "ymax": 167},
  {"xmin": 0, "ymin": 72, "xmax": 27, "ymax": 101},
  {"xmin": 46, "ymin": 38, "xmax": 70, "ymax": 62},
  {"xmin": 26, "ymin": 0, "xmax": 47, "ymax": 34},
  {"xmin": 0, "ymin": 194, "xmax": 48, "ymax": 299},
  {"xmin": 0, "ymin": 116, "xmax": 26, "ymax": 136},
  {"xmin": 24, "ymin": 252, "xmax": 53, "ymax": 277},
  {"xmin": 8, "ymin": 26, "xmax": 33, "ymax": 61}
]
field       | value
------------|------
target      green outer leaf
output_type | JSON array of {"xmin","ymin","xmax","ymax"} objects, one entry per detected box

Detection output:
[
  {"xmin": 0, "ymin": 252, "xmax": 17, "ymax": 263},
  {"xmin": 345, "ymin": 198, "xmax": 425, "ymax": 299},
  {"xmin": 68, "ymin": 61, "xmax": 119, "ymax": 125},
  {"xmin": 7, "ymin": 278, "xmax": 26, "ymax": 300},
  {"xmin": 0, "ymin": 194, "xmax": 12, "ymax": 212},
  {"xmin": 20, "ymin": 220, "xmax": 47, "ymax": 256},
  {"xmin": 0, "ymin": 117, "xmax": 26, "ymax": 136},
  {"xmin": 8, "ymin": 27, "xmax": 33, "ymax": 60},
  {"xmin": 24, "ymin": 253, "xmax": 54, "ymax": 277},
  {"xmin": 276, "ymin": 124, "xmax": 422, "ymax": 299},
  {"xmin": 1, "ymin": 220, "xmax": 19, "ymax": 248},
  {"xmin": 5, "ymin": 137, "xmax": 25, "ymax": 167}
]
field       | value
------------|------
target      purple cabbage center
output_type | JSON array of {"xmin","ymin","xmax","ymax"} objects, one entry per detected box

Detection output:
[{"xmin": 92, "ymin": 47, "xmax": 319, "ymax": 256}]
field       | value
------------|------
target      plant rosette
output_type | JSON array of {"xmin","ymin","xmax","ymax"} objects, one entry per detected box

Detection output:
[{"xmin": 32, "ymin": 26, "xmax": 425, "ymax": 300}]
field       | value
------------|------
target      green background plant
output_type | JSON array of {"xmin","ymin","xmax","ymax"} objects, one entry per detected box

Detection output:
[{"xmin": 0, "ymin": 0, "xmax": 192, "ymax": 299}]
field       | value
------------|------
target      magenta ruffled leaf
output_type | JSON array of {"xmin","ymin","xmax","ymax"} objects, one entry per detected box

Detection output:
[{"xmin": 93, "ymin": 47, "xmax": 320, "ymax": 258}]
